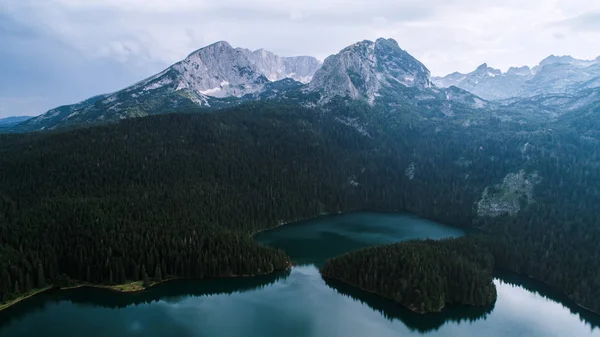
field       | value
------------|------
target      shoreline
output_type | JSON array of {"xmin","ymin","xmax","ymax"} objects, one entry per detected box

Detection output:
[
  {"xmin": 0, "ymin": 264, "xmax": 292, "ymax": 313},
  {"xmin": 494, "ymin": 269, "xmax": 600, "ymax": 316},
  {"xmin": 2, "ymin": 211, "xmax": 599, "ymax": 320},
  {"xmin": 321, "ymin": 274, "xmax": 441, "ymax": 314},
  {"xmin": 0, "ymin": 211, "xmax": 302, "ymax": 315},
  {"xmin": 0, "ymin": 286, "xmax": 54, "ymax": 313},
  {"xmin": 325, "ymin": 268, "xmax": 600, "ymax": 317},
  {"xmin": 255, "ymin": 212, "xmax": 600, "ymax": 318},
  {"xmin": 250, "ymin": 209, "xmax": 470, "ymax": 238},
  {"xmin": 0, "ymin": 212, "xmax": 340, "ymax": 313},
  {"xmin": 250, "ymin": 212, "xmax": 333, "ymax": 237},
  {"xmin": 322, "ymin": 273, "xmax": 499, "ymax": 314}
]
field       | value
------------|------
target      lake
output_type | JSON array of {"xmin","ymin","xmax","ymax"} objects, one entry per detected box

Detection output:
[{"xmin": 0, "ymin": 212, "xmax": 598, "ymax": 337}]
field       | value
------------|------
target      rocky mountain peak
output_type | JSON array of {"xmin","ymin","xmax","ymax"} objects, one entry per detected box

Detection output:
[
  {"xmin": 240, "ymin": 48, "xmax": 321, "ymax": 83},
  {"xmin": 137, "ymin": 41, "xmax": 322, "ymax": 99},
  {"xmin": 540, "ymin": 55, "xmax": 575, "ymax": 66},
  {"xmin": 473, "ymin": 63, "xmax": 502, "ymax": 76},
  {"xmin": 308, "ymin": 38, "xmax": 431, "ymax": 104},
  {"xmin": 172, "ymin": 41, "xmax": 267, "ymax": 98},
  {"xmin": 476, "ymin": 63, "xmax": 489, "ymax": 71},
  {"xmin": 433, "ymin": 52, "xmax": 600, "ymax": 100},
  {"xmin": 507, "ymin": 66, "xmax": 532, "ymax": 76},
  {"xmin": 17, "ymin": 41, "xmax": 321, "ymax": 131}
]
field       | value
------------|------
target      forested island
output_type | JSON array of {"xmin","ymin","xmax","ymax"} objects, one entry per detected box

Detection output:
[
  {"xmin": 321, "ymin": 238, "xmax": 497, "ymax": 313},
  {"xmin": 1, "ymin": 101, "xmax": 599, "ymax": 313}
]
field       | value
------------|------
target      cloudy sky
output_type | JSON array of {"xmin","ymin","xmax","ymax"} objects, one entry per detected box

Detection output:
[{"xmin": 2, "ymin": 0, "xmax": 600, "ymax": 117}]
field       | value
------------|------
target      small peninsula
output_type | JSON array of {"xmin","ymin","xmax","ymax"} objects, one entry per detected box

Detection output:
[{"xmin": 320, "ymin": 237, "xmax": 497, "ymax": 313}]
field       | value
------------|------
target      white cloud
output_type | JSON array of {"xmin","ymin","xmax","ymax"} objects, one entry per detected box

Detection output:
[
  {"xmin": 4, "ymin": 0, "xmax": 600, "ymax": 75},
  {"xmin": 1, "ymin": 0, "xmax": 600, "ymax": 116}
]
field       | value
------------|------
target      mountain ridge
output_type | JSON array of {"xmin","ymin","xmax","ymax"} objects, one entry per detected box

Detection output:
[
  {"xmin": 14, "ymin": 38, "xmax": 456, "ymax": 132},
  {"xmin": 11, "ymin": 39, "xmax": 600, "ymax": 133},
  {"xmin": 308, "ymin": 38, "xmax": 431, "ymax": 104},
  {"xmin": 16, "ymin": 42, "xmax": 322, "ymax": 132},
  {"xmin": 0, "ymin": 116, "xmax": 32, "ymax": 128},
  {"xmin": 433, "ymin": 55, "xmax": 600, "ymax": 100}
]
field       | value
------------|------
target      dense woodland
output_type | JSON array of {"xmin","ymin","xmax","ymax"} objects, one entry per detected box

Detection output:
[
  {"xmin": 321, "ymin": 238, "xmax": 497, "ymax": 313},
  {"xmin": 0, "ymin": 101, "xmax": 599, "ymax": 313}
]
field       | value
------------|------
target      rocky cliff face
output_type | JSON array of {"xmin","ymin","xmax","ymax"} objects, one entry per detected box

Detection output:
[
  {"xmin": 308, "ymin": 38, "xmax": 431, "ymax": 104},
  {"xmin": 241, "ymin": 49, "xmax": 321, "ymax": 83},
  {"xmin": 168, "ymin": 41, "xmax": 269, "ymax": 98},
  {"xmin": 143, "ymin": 41, "xmax": 322, "ymax": 99}
]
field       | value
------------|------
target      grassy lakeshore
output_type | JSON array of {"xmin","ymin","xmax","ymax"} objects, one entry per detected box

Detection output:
[
  {"xmin": 0, "ymin": 286, "xmax": 53, "ymax": 312},
  {"xmin": 62, "ymin": 280, "xmax": 149, "ymax": 293},
  {"xmin": 0, "ymin": 264, "xmax": 293, "ymax": 313},
  {"xmin": 0, "ymin": 279, "xmax": 186, "ymax": 313},
  {"xmin": 0, "ymin": 280, "xmax": 173, "ymax": 313}
]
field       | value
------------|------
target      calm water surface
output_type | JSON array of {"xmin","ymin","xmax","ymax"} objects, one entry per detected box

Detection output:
[{"xmin": 1, "ymin": 212, "xmax": 598, "ymax": 337}]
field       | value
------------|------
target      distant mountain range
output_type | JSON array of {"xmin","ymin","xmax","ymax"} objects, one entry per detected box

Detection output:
[
  {"xmin": 0, "ymin": 116, "xmax": 32, "ymax": 128},
  {"xmin": 11, "ymin": 39, "xmax": 600, "ymax": 132},
  {"xmin": 432, "ymin": 55, "xmax": 600, "ymax": 100}
]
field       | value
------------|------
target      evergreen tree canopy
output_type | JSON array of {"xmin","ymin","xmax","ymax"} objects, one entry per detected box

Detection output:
[{"xmin": 0, "ymin": 101, "xmax": 598, "ymax": 313}]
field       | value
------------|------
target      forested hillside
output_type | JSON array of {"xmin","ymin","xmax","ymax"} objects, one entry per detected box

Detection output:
[{"xmin": 0, "ymin": 101, "xmax": 599, "ymax": 312}]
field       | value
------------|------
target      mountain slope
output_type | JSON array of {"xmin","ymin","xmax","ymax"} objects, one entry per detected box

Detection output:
[
  {"xmin": 433, "ymin": 55, "xmax": 600, "ymax": 100},
  {"xmin": 499, "ymin": 87, "xmax": 600, "ymax": 118},
  {"xmin": 241, "ymin": 48, "xmax": 321, "ymax": 83},
  {"xmin": 304, "ymin": 38, "xmax": 491, "ymax": 120},
  {"xmin": 14, "ymin": 38, "xmax": 488, "ymax": 133},
  {"xmin": 308, "ymin": 38, "xmax": 431, "ymax": 104},
  {"xmin": 12, "ymin": 39, "xmax": 599, "ymax": 134},
  {"xmin": 0, "ymin": 116, "xmax": 32, "ymax": 128},
  {"xmin": 16, "ymin": 42, "xmax": 321, "ymax": 132}
]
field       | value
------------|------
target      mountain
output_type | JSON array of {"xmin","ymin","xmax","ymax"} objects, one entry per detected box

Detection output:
[
  {"xmin": 14, "ymin": 38, "xmax": 491, "ymax": 133},
  {"xmin": 242, "ymin": 49, "xmax": 321, "ymax": 83},
  {"xmin": 3, "ymin": 37, "xmax": 600, "ymax": 318},
  {"xmin": 308, "ymin": 38, "xmax": 431, "ymax": 104},
  {"xmin": 13, "ymin": 38, "xmax": 598, "ymax": 134},
  {"xmin": 499, "ymin": 87, "xmax": 600, "ymax": 118},
  {"xmin": 0, "ymin": 116, "xmax": 32, "ymax": 128},
  {"xmin": 432, "ymin": 55, "xmax": 600, "ymax": 100},
  {"xmin": 16, "ymin": 42, "xmax": 321, "ymax": 132}
]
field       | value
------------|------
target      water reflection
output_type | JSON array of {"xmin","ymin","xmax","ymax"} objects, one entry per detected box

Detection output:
[
  {"xmin": 495, "ymin": 272, "xmax": 600, "ymax": 331},
  {"xmin": 2, "ymin": 212, "xmax": 600, "ymax": 337},
  {"xmin": 323, "ymin": 277, "xmax": 494, "ymax": 333},
  {"xmin": 0, "ymin": 271, "xmax": 289, "ymax": 330},
  {"xmin": 255, "ymin": 212, "xmax": 465, "ymax": 267}
]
